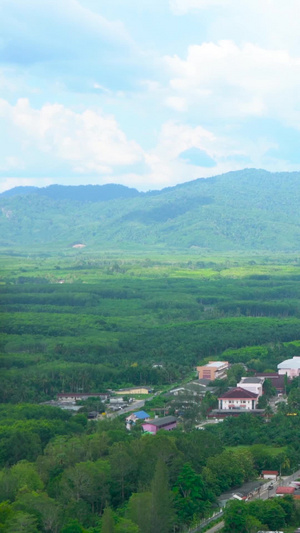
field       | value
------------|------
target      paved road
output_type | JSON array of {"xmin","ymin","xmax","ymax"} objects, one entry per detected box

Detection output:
[
  {"xmin": 259, "ymin": 468, "xmax": 300, "ymax": 500},
  {"xmin": 107, "ymin": 399, "xmax": 147, "ymax": 419},
  {"xmin": 205, "ymin": 521, "xmax": 224, "ymax": 533},
  {"xmin": 192, "ymin": 468, "xmax": 300, "ymax": 533}
]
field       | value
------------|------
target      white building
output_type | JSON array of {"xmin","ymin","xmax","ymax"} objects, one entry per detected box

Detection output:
[
  {"xmin": 237, "ymin": 377, "xmax": 264, "ymax": 397},
  {"xmin": 218, "ymin": 387, "xmax": 259, "ymax": 410},
  {"xmin": 277, "ymin": 356, "xmax": 300, "ymax": 379}
]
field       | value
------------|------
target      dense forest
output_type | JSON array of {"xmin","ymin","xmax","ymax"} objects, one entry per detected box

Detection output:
[
  {"xmin": 1, "ymin": 169, "xmax": 300, "ymax": 250},
  {"xmin": 2, "ymin": 255, "xmax": 300, "ymax": 403},
  {"xmin": 1, "ymin": 253, "xmax": 300, "ymax": 531}
]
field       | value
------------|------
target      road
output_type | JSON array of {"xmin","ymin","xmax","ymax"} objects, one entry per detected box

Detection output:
[
  {"xmin": 107, "ymin": 399, "xmax": 147, "ymax": 419},
  {"xmin": 202, "ymin": 521, "xmax": 224, "ymax": 533},
  {"xmin": 259, "ymin": 468, "xmax": 300, "ymax": 500},
  {"xmin": 191, "ymin": 468, "xmax": 300, "ymax": 533}
]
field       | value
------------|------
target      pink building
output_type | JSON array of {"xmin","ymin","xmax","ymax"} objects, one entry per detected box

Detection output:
[
  {"xmin": 142, "ymin": 416, "xmax": 177, "ymax": 435},
  {"xmin": 197, "ymin": 361, "xmax": 229, "ymax": 381},
  {"xmin": 277, "ymin": 356, "xmax": 300, "ymax": 379}
]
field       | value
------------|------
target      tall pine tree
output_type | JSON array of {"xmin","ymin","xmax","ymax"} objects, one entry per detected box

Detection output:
[{"xmin": 150, "ymin": 458, "xmax": 174, "ymax": 533}]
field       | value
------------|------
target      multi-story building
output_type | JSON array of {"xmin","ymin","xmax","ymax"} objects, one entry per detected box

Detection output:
[
  {"xmin": 197, "ymin": 361, "xmax": 229, "ymax": 381},
  {"xmin": 277, "ymin": 356, "xmax": 300, "ymax": 379},
  {"xmin": 218, "ymin": 387, "xmax": 259, "ymax": 410},
  {"xmin": 237, "ymin": 377, "xmax": 264, "ymax": 397}
]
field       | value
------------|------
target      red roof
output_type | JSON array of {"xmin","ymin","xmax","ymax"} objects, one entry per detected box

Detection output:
[
  {"xmin": 219, "ymin": 387, "xmax": 258, "ymax": 400},
  {"xmin": 262, "ymin": 470, "xmax": 278, "ymax": 475},
  {"xmin": 255, "ymin": 373, "xmax": 287, "ymax": 390},
  {"xmin": 276, "ymin": 486, "xmax": 295, "ymax": 494}
]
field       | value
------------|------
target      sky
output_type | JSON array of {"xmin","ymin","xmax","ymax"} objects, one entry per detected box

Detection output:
[{"xmin": 1, "ymin": 0, "xmax": 300, "ymax": 192}]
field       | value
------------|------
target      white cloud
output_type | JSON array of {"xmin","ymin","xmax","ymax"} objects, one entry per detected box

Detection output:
[
  {"xmin": 165, "ymin": 96, "xmax": 187, "ymax": 112},
  {"xmin": 169, "ymin": 1, "xmax": 300, "ymax": 53},
  {"xmin": 164, "ymin": 41, "xmax": 300, "ymax": 125},
  {"xmin": 119, "ymin": 121, "xmax": 242, "ymax": 190},
  {"xmin": 0, "ymin": 98, "xmax": 144, "ymax": 175}
]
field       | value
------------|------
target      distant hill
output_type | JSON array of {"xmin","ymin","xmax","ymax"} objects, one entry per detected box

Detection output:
[
  {"xmin": 1, "ymin": 183, "xmax": 140, "ymax": 202},
  {"xmin": 1, "ymin": 169, "xmax": 300, "ymax": 252}
]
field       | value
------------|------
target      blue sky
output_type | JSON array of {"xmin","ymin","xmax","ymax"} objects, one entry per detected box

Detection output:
[{"xmin": 1, "ymin": 0, "xmax": 300, "ymax": 192}]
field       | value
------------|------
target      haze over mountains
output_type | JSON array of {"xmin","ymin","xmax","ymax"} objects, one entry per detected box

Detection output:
[{"xmin": 1, "ymin": 169, "xmax": 300, "ymax": 252}]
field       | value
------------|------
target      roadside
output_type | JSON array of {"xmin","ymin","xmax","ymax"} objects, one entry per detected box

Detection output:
[{"xmin": 189, "ymin": 468, "xmax": 300, "ymax": 533}]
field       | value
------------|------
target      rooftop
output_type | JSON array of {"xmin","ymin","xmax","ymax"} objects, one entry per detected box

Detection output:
[
  {"xmin": 278, "ymin": 357, "xmax": 300, "ymax": 370},
  {"xmin": 143, "ymin": 416, "xmax": 177, "ymax": 427},
  {"xmin": 133, "ymin": 411, "xmax": 150, "ymax": 419},
  {"xmin": 219, "ymin": 387, "xmax": 258, "ymax": 399},
  {"xmin": 276, "ymin": 486, "xmax": 295, "ymax": 494},
  {"xmin": 240, "ymin": 377, "xmax": 263, "ymax": 383},
  {"xmin": 208, "ymin": 361, "xmax": 228, "ymax": 368}
]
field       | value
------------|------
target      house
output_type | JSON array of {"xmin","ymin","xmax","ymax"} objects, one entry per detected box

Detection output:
[
  {"xmin": 255, "ymin": 372, "xmax": 286, "ymax": 394},
  {"xmin": 87, "ymin": 411, "xmax": 99, "ymax": 419},
  {"xmin": 218, "ymin": 387, "xmax": 259, "ymax": 410},
  {"xmin": 197, "ymin": 361, "xmax": 229, "ymax": 381},
  {"xmin": 262, "ymin": 470, "xmax": 279, "ymax": 480},
  {"xmin": 57, "ymin": 392, "xmax": 109, "ymax": 402},
  {"xmin": 115, "ymin": 387, "xmax": 151, "ymax": 395},
  {"xmin": 277, "ymin": 356, "xmax": 300, "ymax": 379},
  {"xmin": 142, "ymin": 416, "xmax": 177, "ymax": 435},
  {"xmin": 168, "ymin": 381, "xmax": 216, "ymax": 398},
  {"xmin": 237, "ymin": 377, "xmax": 264, "ymax": 397},
  {"xmin": 276, "ymin": 486, "xmax": 295, "ymax": 495},
  {"xmin": 126, "ymin": 410, "xmax": 150, "ymax": 429},
  {"xmin": 169, "ymin": 387, "xmax": 186, "ymax": 396}
]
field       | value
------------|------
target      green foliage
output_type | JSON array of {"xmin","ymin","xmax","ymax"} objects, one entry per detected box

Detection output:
[
  {"xmin": 173, "ymin": 463, "xmax": 213, "ymax": 525},
  {"xmin": 101, "ymin": 507, "xmax": 115, "ymax": 533},
  {"xmin": 150, "ymin": 458, "xmax": 174, "ymax": 533},
  {"xmin": 2, "ymin": 169, "xmax": 300, "ymax": 251},
  {"xmin": 127, "ymin": 492, "xmax": 152, "ymax": 533},
  {"xmin": 223, "ymin": 500, "xmax": 249, "ymax": 533},
  {"xmin": 223, "ymin": 495, "xmax": 297, "ymax": 533},
  {"xmin": 2, "ymin": 254, "xmax": 300, "ymax": 530}
]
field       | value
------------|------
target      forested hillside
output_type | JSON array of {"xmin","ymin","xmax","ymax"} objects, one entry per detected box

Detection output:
[{"xmin": 1, "ymin": 169, "xmax": 300, "ymax": 251}]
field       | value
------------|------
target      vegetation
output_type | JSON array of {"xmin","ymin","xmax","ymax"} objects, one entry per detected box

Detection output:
[
  {"xmin": 2, "ymin": 251, "xmax": 300, "ymax": 530},
  {"xmin": 2, "ymin": 169, "xmax": 300, "ymax": 251}
]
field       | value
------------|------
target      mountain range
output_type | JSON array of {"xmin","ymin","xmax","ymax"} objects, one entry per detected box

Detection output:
[{"xmin": 1, "ymin": 169, "xmax": 300, "ymax": 252}]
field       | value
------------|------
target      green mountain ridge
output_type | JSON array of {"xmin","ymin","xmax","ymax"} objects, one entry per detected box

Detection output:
[{"xmin": 1, "ymin": 168, "xmax": 300, "ymax": 252}]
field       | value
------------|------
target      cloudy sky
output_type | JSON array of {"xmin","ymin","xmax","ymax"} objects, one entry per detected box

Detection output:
[{"xmin": 1, "ymin": 0, "xmax": 300, "ymax": 192}]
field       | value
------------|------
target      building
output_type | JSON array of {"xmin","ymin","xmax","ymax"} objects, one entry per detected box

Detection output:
[
  {"xmin": 276, "ymin": 486, "xmax": 295, "ymax": 495},
  {"xmin": 208, "ymin": 408, "xmax": 264, "ymax": 419},
  {"xmin": 115, "ymin": 387, "xmax": 151, "ymax": 395},
  {"xmin": 255, "ymin": 372, "xmax": 286, "ymax": 394},
  {"xmin": 218, "ymin": 387, "xmax": 258, "ymax": 410},
  {"xmin": 277, "ymin": 356, "xmax": 300, "ymax": 379},
  {"xmin": 197, "ymin": 361, "xmax": 229, "ymax": 381},
  {"xmin": 57, "ymin": 392, "xmax": 109, "ymax": 402},
  {"xmin": 237, "ymin": 377, "xmax": 264, "ymax": 397},
  {"xmin": 142, "ymin": 416, "xmax": 177, "ymax": 435},
  {"xmin": 262, "ymin": 470, "xmax": 279, "ymax": 480},
  {"xmin": 126, "ymin": 410, "xmax": 150, "ymax": 429},
  {"xmin": 168, "ymin": 381, "xmax": 217, "ymax": 398}
]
